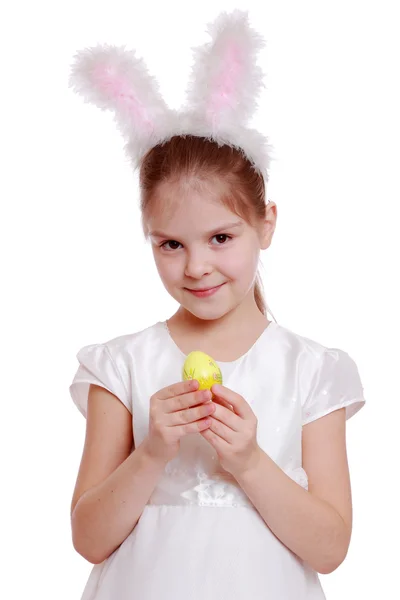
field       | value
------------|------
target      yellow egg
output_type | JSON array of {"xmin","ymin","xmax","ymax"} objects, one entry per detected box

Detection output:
[{"xmin": 182, "ymin": 350, "xmax": 223, "ymax": 391}]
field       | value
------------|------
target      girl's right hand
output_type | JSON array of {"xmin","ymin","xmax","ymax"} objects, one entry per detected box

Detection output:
[{"xmin": 143, "ymin": 379, "xmax": 216, "ymax": 463}]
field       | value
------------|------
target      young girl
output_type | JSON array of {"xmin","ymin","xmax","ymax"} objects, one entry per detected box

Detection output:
[{"xmin": 68, "ymin": 10, "xmax": 366, "ymax": 600}]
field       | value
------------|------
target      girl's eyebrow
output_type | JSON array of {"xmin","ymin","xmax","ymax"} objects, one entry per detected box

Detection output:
[{"xmin": 149, "ymin": 221, "xmax": 243, "ymax": 239}]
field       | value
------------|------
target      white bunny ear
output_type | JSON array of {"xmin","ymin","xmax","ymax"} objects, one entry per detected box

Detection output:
[
  {"xmin": 180, "ymin": 9, "xmax": 274, "ymax": 179},
  {"xmin": 68, "ymin": 43, "xmax": 178, "ymax": 163},
  {"xmin": 185, "ymin": 9, "xmax": 266, "ymax": 130}
]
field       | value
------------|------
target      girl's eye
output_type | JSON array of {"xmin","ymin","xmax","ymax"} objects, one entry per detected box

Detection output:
[
  {"xmin": 160, "ymin": 234, "xmax": 232, "ymax": 252},
  {"xmin": 212, "ymin": 234, "xmax": 231, "ymax": 245},
  {"xmin": 161, "ymin": 240, "xmax": 182, "ymax": 251}
]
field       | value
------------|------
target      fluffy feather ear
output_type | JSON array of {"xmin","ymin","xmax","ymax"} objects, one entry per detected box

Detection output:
[
  {"xmin": 184, "ymin": 9, "xmax": 266, "ymax": 132},
  {"xmin": 68, "ymin": 43, "xmax": 177, "ymax": 162}
]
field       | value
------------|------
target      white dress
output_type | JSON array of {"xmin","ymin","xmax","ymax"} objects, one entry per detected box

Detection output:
[{"xmin": 69, "ymin": 320, "xmax": 366, "ymax": 600}]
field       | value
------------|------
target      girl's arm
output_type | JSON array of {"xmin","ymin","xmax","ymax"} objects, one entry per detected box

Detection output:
[
  {"xmin": 234, "ymin": 408, "xmax": 352, "ymax": 574},
  {"xmin": 71, "ymin": 384, "xmax": 168, "ymax": 564}
]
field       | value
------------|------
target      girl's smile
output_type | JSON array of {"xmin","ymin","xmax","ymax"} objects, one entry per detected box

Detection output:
[{"xmin": 184, "ymin": 282, "xmax": 226, "ymax": 297}]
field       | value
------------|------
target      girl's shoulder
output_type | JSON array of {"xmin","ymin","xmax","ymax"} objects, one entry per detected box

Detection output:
[
  {"xmin": 273, "ymin": 321, "xmax": 364, "ymax": 374},
  {"xmin": 101, "ymin": 320, "xmax": 163, "ymax": 355},
  {"xmin": 70, "ymin": 321, "xmax": 163, "ymax": 418},
  {"xmin": 272, "ymin": 322, "xmax": 366, "ymax": 424},
  {"xmin": 271, "ymin": 321, "xmax": 333, "ymax": 359}
]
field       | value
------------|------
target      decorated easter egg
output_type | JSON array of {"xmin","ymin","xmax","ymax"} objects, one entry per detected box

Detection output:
[{"xmin": 182, "ymin": 350, "xmax": 223, "ymax": 391}]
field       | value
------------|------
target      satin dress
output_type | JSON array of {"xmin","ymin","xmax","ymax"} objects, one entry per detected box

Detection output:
[{"xmin": 69, "ymin": 320, "xmax": 365, "ymax": 599}]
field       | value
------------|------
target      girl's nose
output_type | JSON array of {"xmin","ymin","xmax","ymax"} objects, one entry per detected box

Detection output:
[{"xmin": 184, "ymin": 251, "xmax": 212, "ymax": 279}]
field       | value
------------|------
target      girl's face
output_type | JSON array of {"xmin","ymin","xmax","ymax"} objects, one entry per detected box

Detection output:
[{"xmin": 146, "ymin": 178, "xmax": 272, "ymax": 321}]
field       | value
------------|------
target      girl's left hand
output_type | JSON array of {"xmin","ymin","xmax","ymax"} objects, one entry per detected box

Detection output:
[{"xmin": 200, "ymin": 384, "xmax": 262, "ymax": 477}]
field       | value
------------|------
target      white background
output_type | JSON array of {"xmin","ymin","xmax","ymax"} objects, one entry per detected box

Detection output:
[{"xmin": 1, "ymin": 0, "xmax": 398, "ymax": 598}]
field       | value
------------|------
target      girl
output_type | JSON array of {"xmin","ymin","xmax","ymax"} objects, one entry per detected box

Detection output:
[{"xmin": 68, "ymin": 10, "xmax": 366, "ymax": 600}]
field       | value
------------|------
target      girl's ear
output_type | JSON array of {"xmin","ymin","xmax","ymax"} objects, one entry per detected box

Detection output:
[
  {"xmin": 259, "ymin": 201, "xmax": 277, "ymax": 249},
  {"xmin": 68, "ymin": 43, "xmax": 178, "ymax": 167}
]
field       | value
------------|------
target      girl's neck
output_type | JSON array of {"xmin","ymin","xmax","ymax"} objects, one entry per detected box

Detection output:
[{"xmin": 166, "ymin": 306, "xmax": 270, "ymax": 362}]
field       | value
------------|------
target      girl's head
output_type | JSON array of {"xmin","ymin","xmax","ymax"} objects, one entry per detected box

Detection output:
[
  {"xmin": 139, "ymin": 135, "xmax": 277, "ymax": 322},
  {"xmin": 69, "ymin": 13, "xmax": 276, "ymax": 324}
]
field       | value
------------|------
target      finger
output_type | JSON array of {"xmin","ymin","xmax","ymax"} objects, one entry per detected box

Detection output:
[
  {"xmin": 168, "ymin": 401, "xmax": 215, "ymax": 426},
  {"xmin": 211, "ymin": 384, "xmax": 250, "ymax": 419},
  {"xmin": 201, "ymin": 426, "xmax": 223, "ymax": 447},
  {"xmin": 211, "ymin": 403, "xmax": 241, "ymax": 432},
  {"xmin": 207, "ymin": 417, "xmax": 234, "ymax": 443},
  {"xmin": 211, "ymin": 394, "xmax": 234, "ymax": 412},
  {"xmin": 156, "ymin": 379, "xmax": 199, "ymax": 401},
  {"xmin": 166, "ymin": 389, "xmax": 212, "ymax": 414},
  {"xmin": 166, "ymin": 389, "xmax": 211, "ymax": 415},
  {"xmin": 175, "ymin": 415, "xmax": 213, "ymax": 437}
]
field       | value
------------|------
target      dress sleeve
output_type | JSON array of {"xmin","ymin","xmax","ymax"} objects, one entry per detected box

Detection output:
[
  {"xmin": 302, "ymin": 347, "xmax": 366, "ymax": 426},
  {"xmin": 69, "ymin": 343, "xmax": 131, "ymax": 418}
]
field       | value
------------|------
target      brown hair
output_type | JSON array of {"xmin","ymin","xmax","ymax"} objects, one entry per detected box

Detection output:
[{"xmin": 138, "ymin": 134, "xmax": 270, "ymax": 316}]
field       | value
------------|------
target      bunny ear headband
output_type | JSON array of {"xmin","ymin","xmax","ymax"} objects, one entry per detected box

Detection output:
[{"xmin": 68, "ymin": 9, "xmax": 274, "ymax": 181}]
